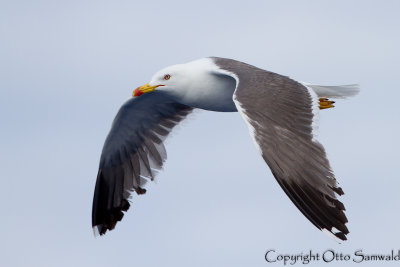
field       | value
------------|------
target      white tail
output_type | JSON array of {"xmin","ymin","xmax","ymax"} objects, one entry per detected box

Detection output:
[{"xmin": 301, "ymin": 83, "xmax": 360, "ymax": 99}]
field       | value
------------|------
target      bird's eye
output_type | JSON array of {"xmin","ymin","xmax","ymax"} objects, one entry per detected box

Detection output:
[{"xmin": 163, "ymin": 74, "xmax": 171, "ymax": 80}]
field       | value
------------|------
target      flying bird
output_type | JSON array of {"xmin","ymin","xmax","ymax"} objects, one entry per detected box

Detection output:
[{"xmin": 92, "ymin": 57, "xmax": 359, "ymax": 240}]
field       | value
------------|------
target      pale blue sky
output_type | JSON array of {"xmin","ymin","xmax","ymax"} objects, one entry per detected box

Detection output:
[{"xmin": 1, "ymin": 1, "xmax": 400, "ymax": 266}]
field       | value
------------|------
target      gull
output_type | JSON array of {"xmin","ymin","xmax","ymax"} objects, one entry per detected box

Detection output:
[{"xmin": 92, "ymin": 57, "xmax": 359, "ymax": 240}]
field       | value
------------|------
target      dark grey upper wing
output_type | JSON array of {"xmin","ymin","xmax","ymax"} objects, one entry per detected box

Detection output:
[
  {"xmin": 92, "ymin": 92, "xmax": 192, "ymax": 235},
  {"xmin": 231, "ymin": 68, "xmax": 349, "ymax": 241}
]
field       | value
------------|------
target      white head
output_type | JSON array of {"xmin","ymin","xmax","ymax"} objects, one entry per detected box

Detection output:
[
  {"xmin": 133, "ymin": 58, "xmax": 217, "ymax": 98},
  {"xmin": 132, "ymin": 58, "xmax": 237, "ymax": 111}
]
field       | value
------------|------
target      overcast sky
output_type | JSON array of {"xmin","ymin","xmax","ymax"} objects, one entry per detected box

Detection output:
[{"xmin": 1, "ymin": 1, "xmax": 400, "ymax": 266}]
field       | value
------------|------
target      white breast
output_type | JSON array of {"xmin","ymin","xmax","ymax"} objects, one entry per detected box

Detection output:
[
  {"xmin": 181, "ymin": 72, "xmax": 237, "ymax": 112},
  {"xmin": 164, "ymin": 58, "xmax": 238, "ymax": 112}
]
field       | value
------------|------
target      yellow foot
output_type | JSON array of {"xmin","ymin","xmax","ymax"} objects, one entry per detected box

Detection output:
[{"xmin": 319, "ymin": 98, "xmax": 335, "ymax": 109}]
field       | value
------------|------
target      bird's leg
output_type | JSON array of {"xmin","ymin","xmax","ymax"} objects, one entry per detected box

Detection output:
[{"xmin": 319, "ymin": 98, "xmax": 335, "ymax": 109}]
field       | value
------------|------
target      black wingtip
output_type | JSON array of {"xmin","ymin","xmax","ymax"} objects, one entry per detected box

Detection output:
[
  {"xmin": 335, "ymin": 232, "xmax": 347, "ymax": 241},
  {"xmin": 272, "ymin": 171, "xmax": 350, "ymax": 242},
  {"xmin": 92, "ymin": 168, "xmax": 134, "ymax": 236},
  {"xmin": 92, "ymin": 199, "xmax": 131, "ymax": 236}
]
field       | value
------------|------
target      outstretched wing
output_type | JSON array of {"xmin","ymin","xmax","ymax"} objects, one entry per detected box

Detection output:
[
  {"xmin": 92, "ymin": 92, "xmax": 193, "ymax": 235},
  {"xmin": 232, "ymin": 72, "xmax": 349, "ymax": 241}
]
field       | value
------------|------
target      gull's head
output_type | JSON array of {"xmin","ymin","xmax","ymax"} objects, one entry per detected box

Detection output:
[{"xmin": 132, "ymin": 58, "xmax": 216, "ymax": 98}]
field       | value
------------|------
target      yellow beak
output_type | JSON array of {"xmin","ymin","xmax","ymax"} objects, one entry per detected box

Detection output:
[{"xmin": 133, "ymin": 83, "xmax": 163, "ymax": 97}]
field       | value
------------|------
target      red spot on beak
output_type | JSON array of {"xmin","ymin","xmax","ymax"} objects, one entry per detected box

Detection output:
[{"xmin": 133, "ymin": 87, "xmax": 144, "ymax": 97}]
